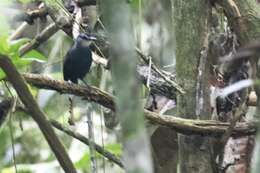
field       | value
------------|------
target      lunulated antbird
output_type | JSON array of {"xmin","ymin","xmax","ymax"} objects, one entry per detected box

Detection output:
[
  {"xmin": 63, "ymin": 33, "xmax": 97, "ymax": 84},
  {"xmin": 63, "ymin": 33, "xmax": 96, "ymax": 125}
]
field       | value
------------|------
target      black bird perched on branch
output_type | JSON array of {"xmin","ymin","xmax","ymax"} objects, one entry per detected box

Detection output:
[
  {"xmin": 63, "ymin": 33, "xmax": 96, "ymax": 125},
  {"xmin": 63, "ymin": 33, "xmax": 97, "ymax": 84}
]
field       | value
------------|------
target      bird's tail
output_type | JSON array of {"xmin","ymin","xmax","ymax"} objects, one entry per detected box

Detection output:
[{"xmin": 68, "ymin": 96, "xmax": 75, "ymax": 125}]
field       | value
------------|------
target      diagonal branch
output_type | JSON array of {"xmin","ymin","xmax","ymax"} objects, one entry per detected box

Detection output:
[
  {"xmin": 137, "ymin": 65, "xmax": 177, "ymax": 100},
  {"xmin": 215, "ymin": 0, "xmax": 248, "ymax": 43},
  {"xmin": 50, "ymin": 119, "xmax": 124, "ymax": 168},
  {"xmin": 136, "ymin": 48, "xmax": 185, "ymax": 95},
  {"xmin": 10, "ymin": 3, "xmax": 46, "ymax": 40},
  {"xmin": 0, "ymin": 56, "xmax": 77, "ymax": 173},
  {"xmin": 19, "ymin": 23, "xmax": 59, "ymax": 56}
]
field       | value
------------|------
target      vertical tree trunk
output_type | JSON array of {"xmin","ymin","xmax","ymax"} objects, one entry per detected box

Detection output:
[
  {"xmin": 100, "ymin": 1, "xmax": 153, "ymax": 173},
  {"xmin": 249, "ymin": 1, "xmax": 260, "ymax": 170},
  {"xmin": 172, "ymin": 1, "xmax": 213, "ymax": 173},
  {"xmin": 251, "ymin": 79, "xmax": 260, "ymax": 173},
  {"xmin": 147, "ymin": 1, "xmax": 179, "ymax": 172}
]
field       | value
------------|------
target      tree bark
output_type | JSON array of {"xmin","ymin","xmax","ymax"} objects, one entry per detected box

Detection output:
[
  {"xmin": 172, "ymin": 1, "xmax": 213, "ymax": 173},
  {"xmin": 0, "ymin": 56, "xmax": 77, "ymax": 173},
  {"xmin": 100, "ymin": 1, "xmax": 153, "ymax": 173}
]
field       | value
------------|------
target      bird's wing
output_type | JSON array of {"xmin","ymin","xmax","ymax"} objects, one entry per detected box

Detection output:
[{"xmin": 63, "ymin": 50, "xmax": 75, "ymax": 80}]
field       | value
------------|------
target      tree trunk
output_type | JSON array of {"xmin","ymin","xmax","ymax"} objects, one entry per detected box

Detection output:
[
  {"xmin": 100, "ymin": 1, "xmax": 153, "ymax": 173},
  {"xmin": 172, "ymin": 1, "xmax": 213, "ymax": 173}
]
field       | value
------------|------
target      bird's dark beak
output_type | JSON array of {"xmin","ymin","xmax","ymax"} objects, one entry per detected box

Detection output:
[{"xmin": 79, "ymin": 33, "xmax": 97, "ymax": 41}]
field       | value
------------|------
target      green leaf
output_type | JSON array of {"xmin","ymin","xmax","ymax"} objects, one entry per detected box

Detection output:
[
  {"xmin": 0, "ymin": 36, "xmax": 9, "ymax": 54},
  {"xmin": 13, "ymin": 58, "xmax": 34, "ymax": 68},
  {"xmin": 22, "ymin": 50, "xmax": 47, "ymax": 63},
  {"xmin": 9, "ymin": 38, "xmax": 30, "ymax": 53},
  {"xmin": 130, "ymin": 0, "xmax": 140, "ymax": 11},
  {"xmin": 0, "ymin": 37, "xmax": 30, "ymax": 58},
  {"xmin": 1, "ymin": 167, "xmax": 32, "ymax": 173},
  {"xmin": 105, "ymin": 143, "xmax": 122, "ymax": 156},
  {"xmin": 74, "ymin": 143, "xmax": 122, "ymax": 169},
  {"xmin": 75, "ymin": 152, "xmax": 90, "ymax": 169},
  {"xmin": 0, "ymin": 69, "xmax": 6, "ymax": 80}
]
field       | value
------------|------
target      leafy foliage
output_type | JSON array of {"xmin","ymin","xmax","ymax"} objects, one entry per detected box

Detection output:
[
  {"xmin": 0, "ymin": 37, "xmax": 47, "ymax": 80},
  {"xmin": 75, "ymin": 143, "xmax": 122, "ymax": 170},
  {"xmin": 0, "ymin": 0, "xmax": 122, "ymax": 173}
]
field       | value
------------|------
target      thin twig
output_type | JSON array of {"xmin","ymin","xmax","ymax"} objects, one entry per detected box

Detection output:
[
  {"xmin": 9, "ymin": 23, "xmax": 29, "ymax": 41},
  {"xmin": 50, "ymin": 119, "xmax": 124, "ymax": 168},
  {"xmin": 135, "ymin": 48, "xmax": 186, "ymax": 94},
  {"xmin": 146, "ymin": 56, "xmax": 152, "ymax": 88},
  {"xmin": 3, "ymin": 85, "xmax": 18, "ymax": 173},
  {"xmin": 8, "ymin": 97, "xmax": 18, "ymax": 173},
  {"xmin": 3, "ymin": 83, "xmax": 18, "ymax": 173},
  {"xmin": 99, "ymin": 106, "xmax": 106, "ymax": 173},
  {"xmin": 87, "ymin": 110, "xmax": 98, "ymax": 173}
]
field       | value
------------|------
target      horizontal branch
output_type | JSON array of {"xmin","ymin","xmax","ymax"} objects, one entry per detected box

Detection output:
[
  {"xmin": 23, "ymin": 73, "xmax": 115, "ymax": 111},
  {"xmin": 145, "ymin": 110, "xmax": 256, "ymax": 137},
  {"xmin": 50, "ymin": 119, "xmax": 124, "ymax": 168},
  {"xmin": 22, "ymin": 73, "xmax": 257, "ymax": 136}
]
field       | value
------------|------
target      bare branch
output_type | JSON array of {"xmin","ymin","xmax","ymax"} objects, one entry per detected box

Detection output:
[
  {"xmin": 10, "ymin": 3, "xmax": 46, "ymax": 40},
  {"xmin": 137, "ymin": 65, "xmax": 177, "ymax": 100},
  {"xmin": 145, "ymin": 110, "xmax": 256, "ymax": 137},
  {"xmin": 216, "ymin": 0, "xmax": 247, "ymax": 43},
  {"xmin": 22, "ymin": 73, "xmax": 257, "ymax": 137},
  {"xmin": 50, "ymin": 119, "xmax": 124, "ymax": 168},
  {"xmin": 19, "ymin": 23, "xmax": 59, "ymax": 56},
  {"xmin": 136, "ymin": 48, "xmax": 185, "ymax": 95},
  {"xmin": 0, "ymin": 56, "xmax": 77, "ymax": 173},
  {"xmin": 23, "ymin": 73, "xmax": 115, "ymax": 111}
]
